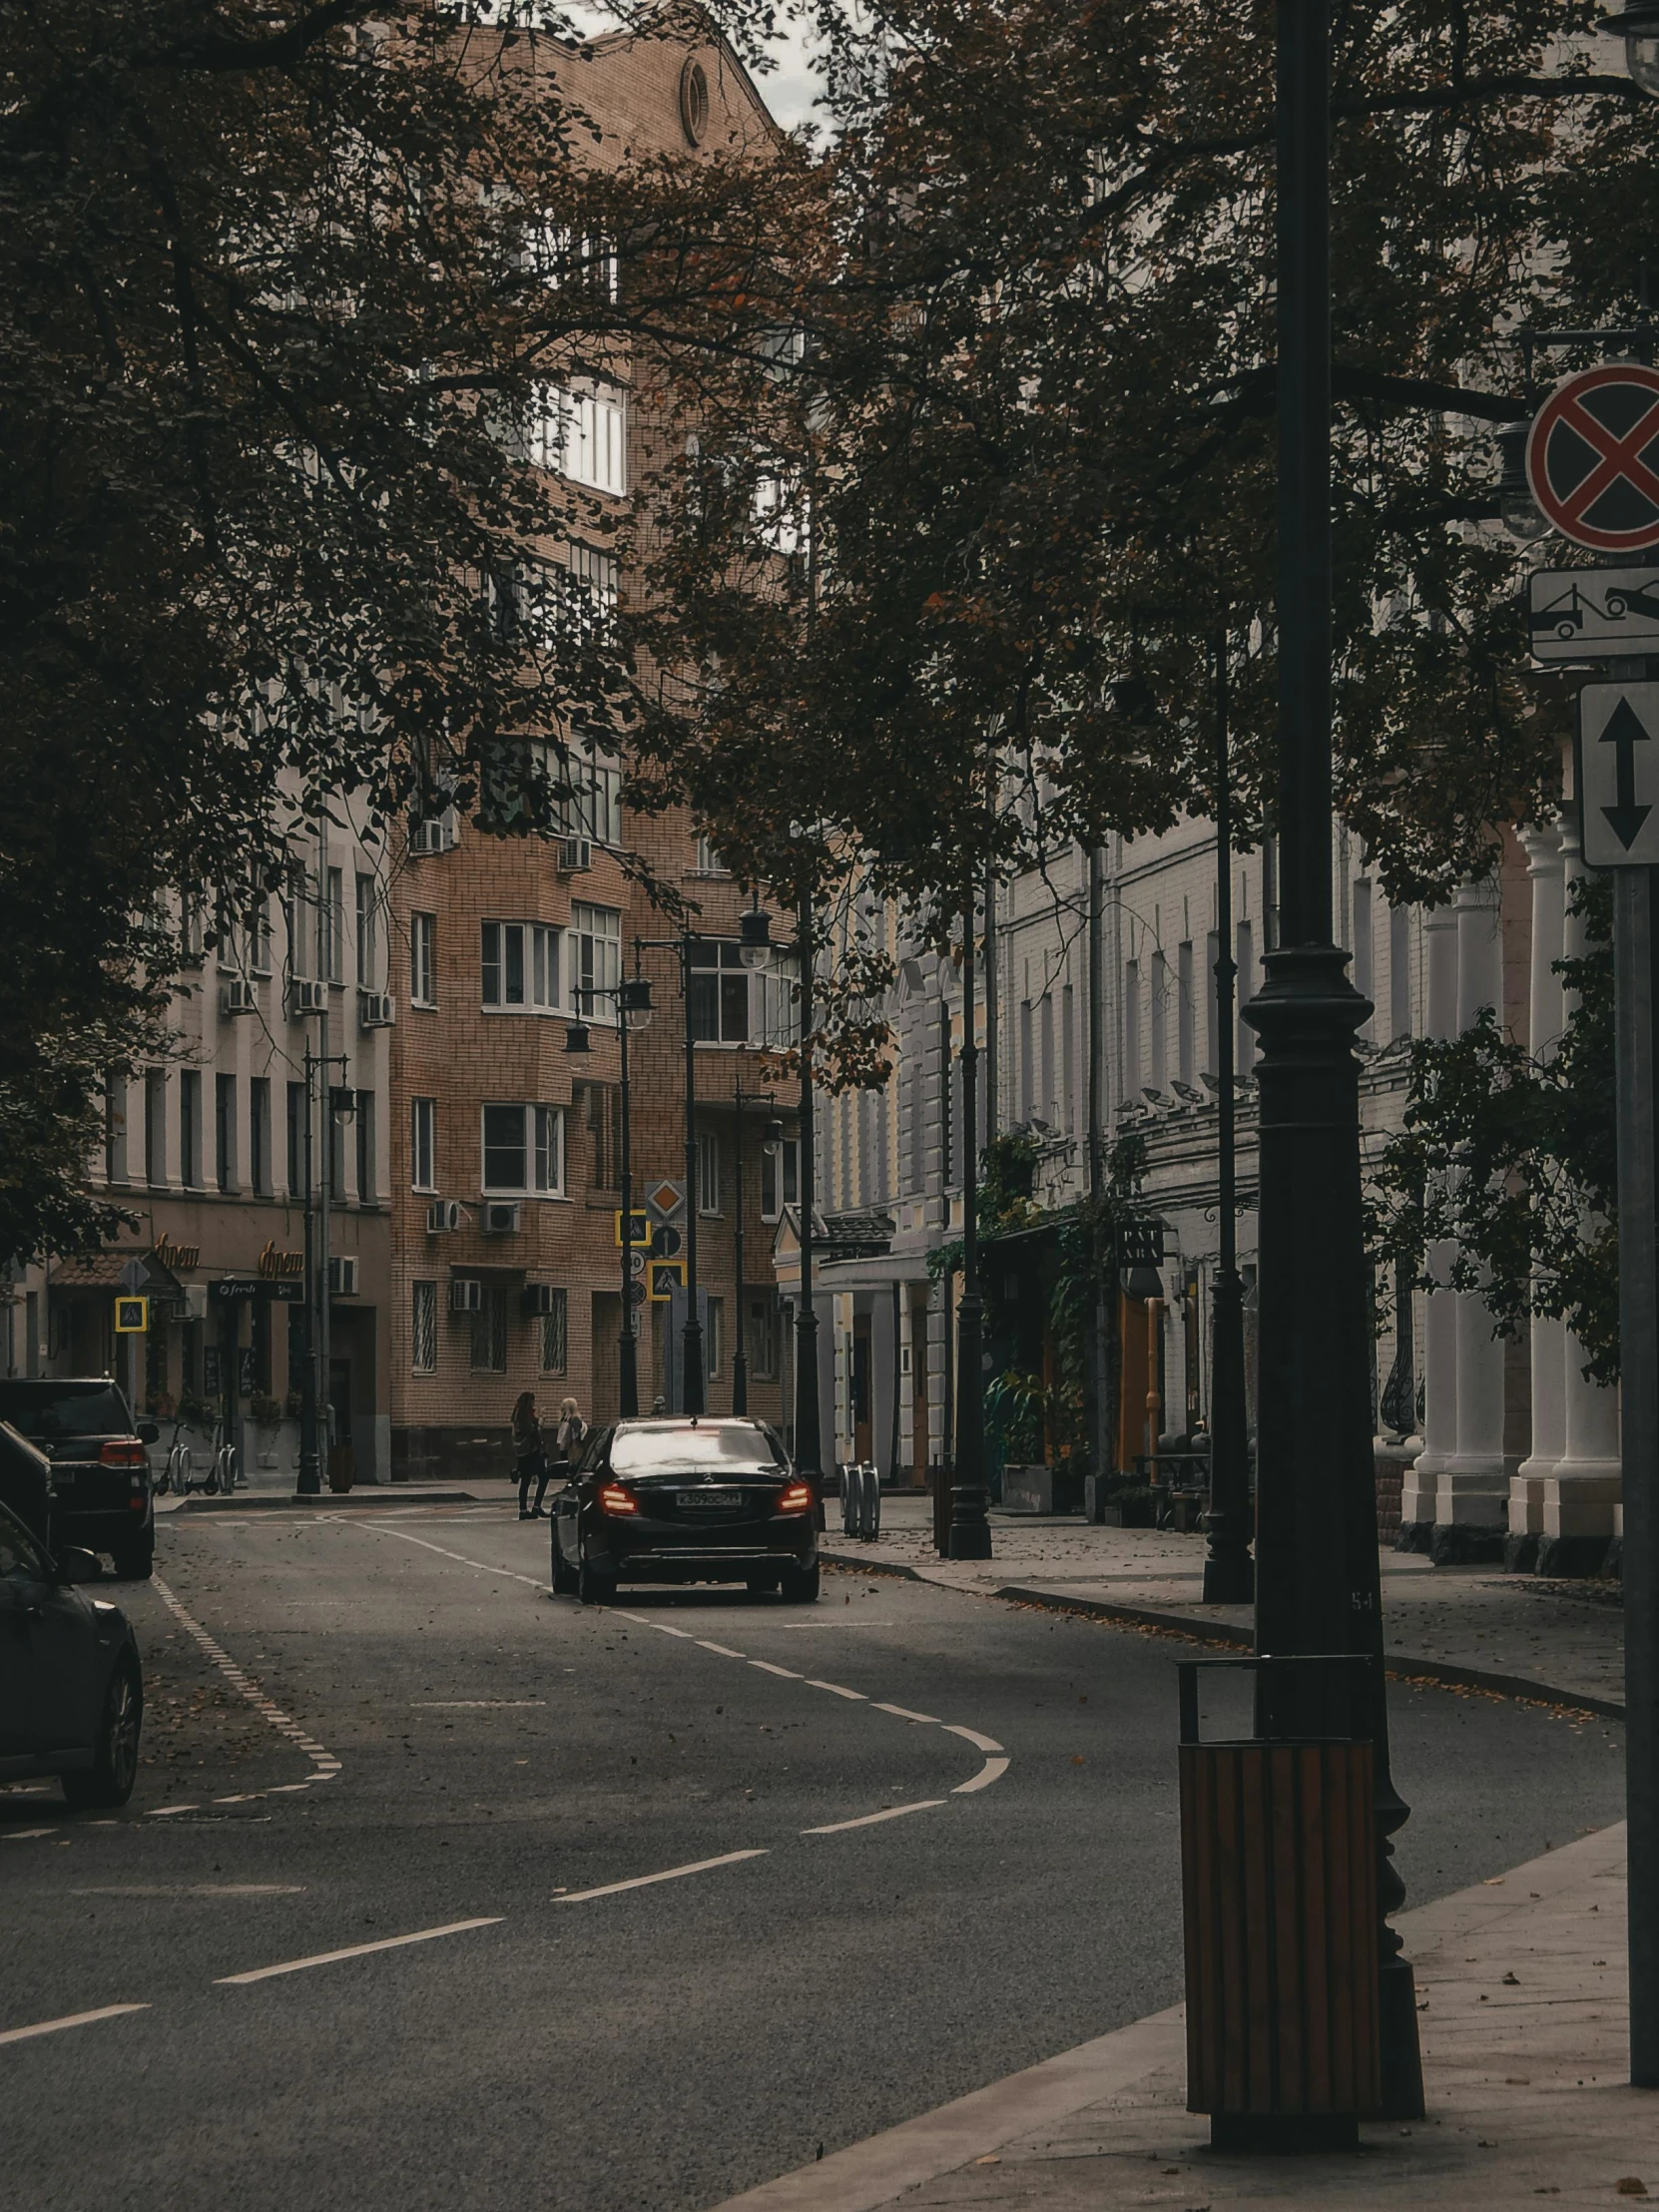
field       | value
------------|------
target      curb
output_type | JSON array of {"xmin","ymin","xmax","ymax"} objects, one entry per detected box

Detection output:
[
  {"xmin": 822, "ymin": 1552, "xmax": 1626, "ymax": 1720},
  {"xmin": 170, "ymin": 1488, "xmax": 480, "ymax": 1513}
]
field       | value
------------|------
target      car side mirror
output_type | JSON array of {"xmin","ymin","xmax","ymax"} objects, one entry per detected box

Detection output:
[
  {"xmin": 56, "ymin": 1546, "xmax": 104, "ymax": 1585},
  {"xmin": 137, "ymin": 1420, "xmax": 160, "ymax": 1445}
]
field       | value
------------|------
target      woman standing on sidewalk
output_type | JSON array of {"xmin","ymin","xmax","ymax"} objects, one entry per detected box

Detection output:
[
  {"xmin": 510, "ymin": 1390, "xmax": 544, "ymax": 1520},
  {"xmin": 543, "ymin": 1397, "xmax": 588, "ymax": 1512}
]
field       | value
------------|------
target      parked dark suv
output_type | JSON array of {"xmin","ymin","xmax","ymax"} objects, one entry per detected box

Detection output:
[
  {"xmin": 0, "ymin": 1381, "xmax": 158, "ymax": 1579},
  {"xmin": 551, "ymin": 1418, "xmax": 820, "ymax": 1604}
]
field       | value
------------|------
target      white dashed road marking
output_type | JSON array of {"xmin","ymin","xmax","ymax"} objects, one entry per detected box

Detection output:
[
  {"xmin": 696, "ymin": 1641, "xmax": 745, "ymax": 1658},
  {"xmin": 953, "ymin": 1757, "xmax": 1011, "ymax": 1795},
  {"xmin": 216, "ymin": 1917, "xmax": 503, "ymax": 1985},
  {"xmin": 0, "ymin": 2002, "xmax": 150, "ymax": 2046},
  {"xmin": 557, "ymin": 1850, "xmax": 770, "ymax": 1904},
  {"xmin": 2, "ymin": 1828, "xmax": 57, "ymax": 1842},
  {"xmin": 153, "ymin": 1573, "xmax": 340, "ymax": 1796},
  {"xmin": 806, "ymin": 1679, "xmax": 867, "ymax": 1700},
  {"xmin": 941, "ymin": 1724, "xmax": 1004, "ymax": 1754},
  {"xmin": 873, "ymin": 1703, "xmax": 939, "ymax": 1724},
  {"xmin": 748, "ymin": 1661, "xmax": 802, "ymax": 1679},
  {"xmin": 804, "ymin": 1801, "xmax": 947, "ymax": 1836}
]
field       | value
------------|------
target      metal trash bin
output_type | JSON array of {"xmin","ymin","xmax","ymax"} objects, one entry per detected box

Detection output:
[
  {"xmin": 1178, "ymin": 1654, "xmax": 1381, "ymax": 2148},
  {"xmin": 839, "ymin": 1461, "xmax": 880, "ymax": 1541}
]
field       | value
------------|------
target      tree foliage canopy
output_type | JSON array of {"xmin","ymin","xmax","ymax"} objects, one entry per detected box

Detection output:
[{"xmin": 638, "ymin": 0, "xmax": 1656, "ymax": 920}]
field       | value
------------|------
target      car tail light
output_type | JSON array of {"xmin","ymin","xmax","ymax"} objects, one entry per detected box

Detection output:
[
  {"xmin": 778, "ymin": 1481, "xmax": 813, "ymax": 1514},
  {"xmin": 100, "ymin": 1440, "xmax": 148, "ymax": 1467},
  {"xmin": 599, "ymin": 1482, "xmax": 638, "ymax": 1516}
]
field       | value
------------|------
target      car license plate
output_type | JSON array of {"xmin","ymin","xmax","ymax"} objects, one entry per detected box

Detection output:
[{"xmin": 678, "ymin": 1489, "xmax": 740, "ymax": 1509}]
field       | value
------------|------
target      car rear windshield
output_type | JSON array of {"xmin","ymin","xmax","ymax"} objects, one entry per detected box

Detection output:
[
  {"xmin": 609, "ymin": 1424, "xmax": 784, "ymax": 1474},
  {"xmin": 0, "ymin": 1382, "xmax": 132, "ymax": 1439}
]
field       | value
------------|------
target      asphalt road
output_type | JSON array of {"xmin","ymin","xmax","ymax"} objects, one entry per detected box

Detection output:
[{"xmin": 2, "ymin": 1499, "xmax": 1628, "ymax": 2212}]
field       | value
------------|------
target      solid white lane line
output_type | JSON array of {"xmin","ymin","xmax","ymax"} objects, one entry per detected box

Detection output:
[
  {"xmin": 153, "ymin": 1573, "xmax": 339, "ymax": 1793},
  {"xmin": 412, "ymin": 1701, "xmax": 547, "ymax": 1709},
  {"xmin": 748, "ymin": 1661, "xmax": 802, "ymax": 1679},
  {"xmin": 557, "ymin": 1849, "xmax": 770, "ymax": 1904},
  {"xmin": 350, "ymin": 1521, "xmax": 550, "ymax": 1593},
  {"xmin": 216, "ymin": 1917, "xmax": 503, "ymax": 1985},
  {"xmin": 806, "ymin": 1679, "xmax": 866, "ymax": 1700},
  {"xmin": 953, "ymin": 1757, "xmax": 1011, "ymax": 1796},
  {"xmin": 0, "ymin": 2002, "xmax": 150, "ymax": 2046},
  {"xmin": 696, "ymin": 1641, "xmax": 746, "ymax": 1658},
  {"xmin": 804, "ymin": 1801, "xmax": 946, "ymax": 1836},
  {"xmin": 2, "ymin": 1828, "xmax": 57, "ymax": 1842},
  {"xmin": 873, "ymin": 1702, "xmax": 940, "ymax": 1724},
  {"xmin": 941, "ymin": 1723, "xmax": 1003, "ymax": 1754}
]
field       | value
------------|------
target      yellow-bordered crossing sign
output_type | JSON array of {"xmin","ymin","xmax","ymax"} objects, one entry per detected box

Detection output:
[{"xmin": 114, "ymin": 1296, "xmax": 148, "ymax": 1334}]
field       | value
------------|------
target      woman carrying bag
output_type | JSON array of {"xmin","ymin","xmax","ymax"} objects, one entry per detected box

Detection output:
[{"xmin": 511, "ymin": 1390, "xmax": 545, "ymax": 1520}]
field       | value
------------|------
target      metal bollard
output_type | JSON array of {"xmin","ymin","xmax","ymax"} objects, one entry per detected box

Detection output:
[{"xmin": 861, "ymin": 1462, "xmax": 882, "ymax": 1541}]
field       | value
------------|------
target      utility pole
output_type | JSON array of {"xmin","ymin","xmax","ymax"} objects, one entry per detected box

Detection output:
[
  {"xmin": 732, "ymin": 1069, "xmax": 748, "ymax": 1416},
  {"xmin": 1202, "ymin": 632, "xmax": 1255, "ymax": 1603},
  {"xmin": 947, "ymin": 887, "xmax": 993, "ymax": 1558},
  {"xmin": 1243, "ymin": 0, "xmax": 1421, "ymax": 2120},
  {"xmin": 680, "ymin": 928, "xmax": 705, "ymax": 1415},
  {"xmin": 794, "ymin": 887, "xmax": 824, "ymax": 1483}
]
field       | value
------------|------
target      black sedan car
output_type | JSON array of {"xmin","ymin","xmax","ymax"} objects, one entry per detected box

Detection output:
[
  {"xmin": 0, "ymin": 1380, "xmax": 158, "ymax": 1579},
  {"xmin": 551, "ymin": 1418, "xmax": 820, "ymax": 1604},
  {"xmin": 0, "ymin": 1497, "xmax": 144, "ymax": 1808}
]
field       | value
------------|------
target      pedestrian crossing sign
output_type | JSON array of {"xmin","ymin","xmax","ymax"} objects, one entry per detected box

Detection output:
[
  {"xmin": 114, "ymin": 1296, "xmax": 148, "ymax": 1334},
  {"xmin": 648, "ymin": 1261, "xmax": 685, "ymax": 1302},
  {"xmin": 614, "ymin": 1209, "xmax": 650, "ymax": 1248}
]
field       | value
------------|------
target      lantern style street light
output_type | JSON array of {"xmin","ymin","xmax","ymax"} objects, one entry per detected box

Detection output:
[{"xmin": 565, "ymin": 972, "xmax": 653, "ymax": 1417}]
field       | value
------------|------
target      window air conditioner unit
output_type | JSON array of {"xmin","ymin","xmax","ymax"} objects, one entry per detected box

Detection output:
[
  {"xmin": 288, "ymin": 978, "xmax": 328, "ymax": 1016},
  {"xmin": 327, "ymin": 1256, "xmax": 358, "ymax": 1297},
  {"xmin": 450, "ymin": 1278, "xmax": 483, "ymax": 1314},
  {"xmin": 222, "ymin": 978, "xmax": 259, "ymax": 1016},
  {"xmin": 426, "ymin": 1199, "xmax": 463, "ymax": 1234},
  {"xmin": 358, "ymin": 990, "xmax": 395, "ymax": 1030},
  {"xmin": 409, "ymin": 815, "xmax": 457, "ymax": 856},
  {"xmin": 481, "ymin": 1201, "xmax": 521, "ymax": 1236},
  {"xmin": 557, "ymin": 836, "xmax": 593, "ymax": 874},
  {"xmin": 521, "ymin": 1283, "xmax": 556, "ymax": 1316}
]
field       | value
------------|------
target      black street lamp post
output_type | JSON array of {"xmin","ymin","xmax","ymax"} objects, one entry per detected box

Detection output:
[
  {"xmin": 1241, "ymin": 0, "xmax": 1421, "ymax": 2118},
  {"xmin": 947, "ymin": 892, "xmax": 993, "ymax": 1560},
  {"xmin": 564, "ymin": 974, "xmax": 653, "ymax": 1420},
  {"xmin": 1202, "ymin": 634, "xmax": 1255, "ymax": 1604},
  {"xmin": 793, "ymin": 888, "xmax": 824, "ymax": 1484}
]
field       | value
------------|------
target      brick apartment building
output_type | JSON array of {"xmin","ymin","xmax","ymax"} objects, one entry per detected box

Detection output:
[{"xmin": 387, "ymin": 16, "xmax": 800, "ymax": 1482}]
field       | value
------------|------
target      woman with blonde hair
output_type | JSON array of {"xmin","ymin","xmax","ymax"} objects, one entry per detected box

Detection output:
[{"xmin": 543, "ymin": 1394, "xmax": 588, "ymax": 1503}]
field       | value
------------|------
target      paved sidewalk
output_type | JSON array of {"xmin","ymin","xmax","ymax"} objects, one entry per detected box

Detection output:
[
  {"xmin": 714, "ymin": 1824, "xmax": 1648, "ymax": 2211},
  {"xmin": 822, "ymin": 1498, "xmax": 1627, "ymax": 1715}
]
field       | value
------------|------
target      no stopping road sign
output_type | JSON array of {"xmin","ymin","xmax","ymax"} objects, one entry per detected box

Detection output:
[{"xmin": 1527, "ymin": 363, "xmax": 1659, "ymax": 554}]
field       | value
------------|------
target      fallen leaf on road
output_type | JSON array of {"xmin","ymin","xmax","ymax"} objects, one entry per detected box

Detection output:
[
  {"xmin": 974, "ymin": 2155, "xmax": 1000, "ymax": 2166},
  {"xmin": 1616, "ymin": 2182, "xmax": 1648, "ymax": 2197},
  {"xmin": 1502, "ymin": 1972, "xmax": 1520, "ymax": 1985}
]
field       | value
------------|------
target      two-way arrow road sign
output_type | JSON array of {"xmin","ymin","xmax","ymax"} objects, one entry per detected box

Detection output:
[{"xmin": 1581, "ymin": 682, "xmax": 1659, "ymax": 867}]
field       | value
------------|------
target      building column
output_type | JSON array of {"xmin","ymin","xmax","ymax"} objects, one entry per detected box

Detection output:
[
  {"xmin": 1435, "ymin": 878, "xmax": 1508, "ymax": 1561},
  {"xmin": 1541, "ymin": 808, "xmax": 1622, "ymax": 1572},
  {"xmin": 1510, "ymin": 821, "xmax": 1567, "ymax": 1566},
  {"xmin": 1400, "ymin": 901, "xmax": 1459, "ymax": 1545}
]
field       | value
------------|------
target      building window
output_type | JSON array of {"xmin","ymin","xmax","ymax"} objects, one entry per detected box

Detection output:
[
  {"xmin": 531, "ymin": 379, "xmax": 626, "ymax": 493},
  {"xmin": 1389, "ymin": 903, "xmax": 1412, "ymax": 1041},
  {"xmin": 1124, "ymin": 959, "xmax": 1142, "ymax": 1099},
  {"xmin": 286, "ymin": 1081, "xmax": 305, "ymax": 1198},
  {"xmin": 250, "ymin": 1077, "xmax": 273, "ymax": 1197},
  {"xmin": 356, "ymin": 873, "xmax": 379, "ymax": 989},
  {"xmin": 318, "ymin": 865, "xmax": 344, "ymax": 982},
  {"xmin": 560, "ymin": 753, "xmax": 623, "ymax": 847},
  {"xmin": 689, "ymin": 940, "xmax": 751, "ymax": 1043},
  {"xmin": 480, "ymin": 1104, "xmax": 565, "ymax": 1196},
  {"xmin": 412, "ymin": 1281, "xmax": 437, "ymax": 1374},
  {"xmin": 1018, "ymin": 998, "xmax": 1034, "ymax": 1120},
  {"xmin": 754, "ymin": 951, "xmax": 801, "ymax": 1049},
  {"xmin": 747, "ymin": 1296, "xmax": 780, "ymax": 1380},
  {"xmin": 247, "ymin": 895, "xmax": 273, "ymax": 977},
  {"xmin": 1176, "ymin": 947, "xmax": 1194, "ymax": 1088},
  {"xmin": 180, "ymin": 1069, "xmax": 203, "ymax": 1189},
  {"xmin": 144, "ymin": 1072, "xmax": 167, "ymax": 1187},
  {"xmin": 481, "ymin": 920, "xmax": 559, "ymax": 1011},
  {"xmin": 411, "ymin": 1098, "xmax": 437, "ymax": 1192},
  {"xmin": 693, "ymin": 831, "xmax": 726, "ymax": 876},
  {"xmin": 568, "ymin": 543, "xmax": 619, "ymax": 634},
  {"xmin": 697, "ymin": 1129, "xmax": 721, "ymax": 1214},
  {"xmin": 216, "ymin": 1073, "xmax": 237, "ymax": 1194},
  {"xmin": 539, "ymin": 1291, "xmax": 569, "ymax": 1376},
  {"xmin": 761, "ymin": 1138, "xmax": 799, "ymax": 1221},
  {"xmin": 1148, "ymin": 956, "xmax": 1166, "ymax": 1096},
  {"xmin": 355, "ymin": 1091, "xmax": 376, "ymax": 1206},
  {"xmin": 410, "ymin": 911, "xmax": 436, "ymax": 1007},
  {"xmin": 581, "ymin": 1085, "xmax": 623, "ymax": 1192},
  {"xmin": 104, "ymin": 1079, "xmax": 128, "ymax": 1187},
  {"xmin": 285, "ymin": 864, "xmax": 310, "ymax": 980},
  {"xmin": 1235, "ymin": 920, "xmax": 1255, "ymax": 1070},
  {"xmin": 570, "ymin": 903, "xmax": 621, "ymax": 1017},
  {"xmin": 1204, "ymin": 932, "xmax": 1221, "ymax": 1075},
  {"xmin": 470, "ymin": 1285, "xmax": 508, "ymax": 1373}
]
